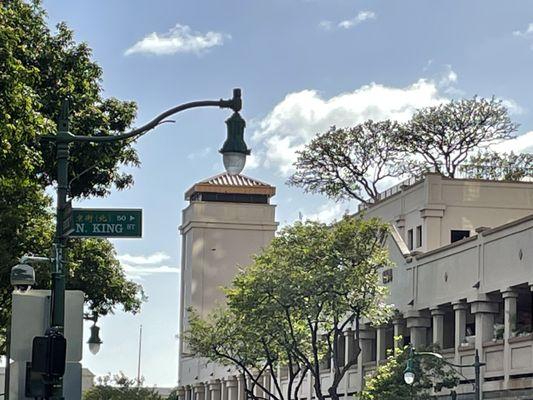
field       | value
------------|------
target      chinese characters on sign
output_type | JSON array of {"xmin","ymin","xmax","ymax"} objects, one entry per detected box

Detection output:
[{"xmin": 68, "ymin": 209, "xmax": 142, "ymax": 238}]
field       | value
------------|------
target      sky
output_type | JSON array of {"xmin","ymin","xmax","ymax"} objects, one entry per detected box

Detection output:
[{"xmin": 39, "ymin": 0, "xmax": 533, "ymax": 388}]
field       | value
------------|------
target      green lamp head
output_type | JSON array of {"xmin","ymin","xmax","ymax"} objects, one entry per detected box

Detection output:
[
  {"xmin": 403, "ymin": 347, "xmax": 416, "ymax": 385},
  {"xmin": 219, "ymin": 112, "xmax": 251, "ymax": 176},
  {"xmin": 87, "ymin": 323, "xmax": 103, "ymax": 355}
]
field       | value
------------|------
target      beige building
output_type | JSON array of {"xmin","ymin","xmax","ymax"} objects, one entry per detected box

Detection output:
[
  {"xmin": 177, "ymin": 172, "xmax": 533, "ymax": 400},
  {"xmin": 178, "ymin": 173, "xmax": 277, "ymax": 385}
]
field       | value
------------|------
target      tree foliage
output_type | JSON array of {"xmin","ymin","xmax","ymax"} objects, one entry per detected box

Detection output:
[
  {"xmin": 360, "ymin": 346, "xmax": 459, "ymax": 400},
  {"xmin": 0, "ymin": 0, "xmax": 144, "ymax": 352},
  {"xmin": 290, "ymin": 97, "xmax": 523, "ymax": 204},
  {"xmin": 461, "ymin": 151, "xmax": 533, "ymax": 181},
  {"xmin": 83, "ymin": 373, "xmax": 162, "ymax": 400},
  {"xmin": 401, "ymin": 97, "xmax": 518, "ymax": 178},
  {"xmin": 187, "ymin": 216, "xmax": 392, "ymax": 400},
  {"xmin": 289, "ymin": 120, "xmax": 406, "ymax": 203}
]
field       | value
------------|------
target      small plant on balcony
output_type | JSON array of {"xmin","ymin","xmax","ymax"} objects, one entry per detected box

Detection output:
[{"xmin": 493, "ymin": 324, "xmax": 504, "ymax": 341}]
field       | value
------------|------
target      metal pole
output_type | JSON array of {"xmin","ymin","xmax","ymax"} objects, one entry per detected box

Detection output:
[
  {"xmin": 137, "ymin": 325, "xmax": 143, "ymax": 386},
  {"xmin": 47, "ymin": 102, "xmax": 71, "ymax": 400},
  {"xmin": 474, "ymin": 349, "xmax": 481, "ymax": 400}
]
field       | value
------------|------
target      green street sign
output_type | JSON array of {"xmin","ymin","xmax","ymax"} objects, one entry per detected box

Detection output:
[{"xmin": 70, "ymin": 208, "xmax": 142, "ymax": 238}]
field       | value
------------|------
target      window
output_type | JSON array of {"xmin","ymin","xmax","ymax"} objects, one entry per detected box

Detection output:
[
  {"xmin": 383, "ymin": 269, "xmax": 393, "ymax": 284},
  {"xmin": 407, "ymin": 229, "xmax": 414, "ymax": 250},
  {"xmin": 416, "ymin": 225, "xmax": 422, "ymax": 248},
  {"xmin": 451, "ymin": 230, "xmax": 470, "ymax": 243}
]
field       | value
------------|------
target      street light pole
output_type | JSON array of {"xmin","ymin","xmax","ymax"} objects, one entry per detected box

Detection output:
[
  {"xmin": 40, "ymin": 88, "xmax": 248, "ymax": 399},
  {"xmin": 403, "ymin": 347, "xmax": 485, "ymax": 400}
]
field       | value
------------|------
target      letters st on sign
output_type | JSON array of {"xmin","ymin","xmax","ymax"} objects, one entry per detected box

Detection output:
[{"xmin": 69, "ymin": 209, "xmax": 142, "ymax": 238}]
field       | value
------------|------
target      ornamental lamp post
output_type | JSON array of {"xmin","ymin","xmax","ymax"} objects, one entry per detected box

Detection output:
[
  {"xmin": 35, "ymin": 88, "xmax": 249, "ymax": 400},
  {"xmin": 403, "ymin": 346, "xmax": 485, "ymax": 400}
]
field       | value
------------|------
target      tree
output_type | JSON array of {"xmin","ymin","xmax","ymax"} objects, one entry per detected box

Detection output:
[
  {"xmin": 289, "ymin": 120, "xmax": 406, "ymax": 203},
  {"xmin": 187, "ymin": 306, "xmax": 309, "ymax": 400},
  {"xmin": 0, "ymin": 0, "xmax": 144, "ymax": 351},
  {"xmin": 360, "ymin": 345, "xmax": 459, "ymax": 400},
  {"xmin": 83, "ymin": 373, "xmax": 162, "ymax": 400},
  {"xmin": 290, "ymin": 97, "xmax": 522, "ymax": 205},
  {"xmin": 187, "ymin": 216, "xmax": 392, "ymax": 400},
  {"xmin": 400, "ymin": 97, "xmax": 518, "ymax": 178},
  {"xmin": 461, "ymin": 151, "xmax": 533, "ymax": 181}
]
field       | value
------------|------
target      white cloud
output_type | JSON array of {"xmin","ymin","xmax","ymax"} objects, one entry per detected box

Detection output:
[
  {"xmin": 338, "ymin": 11, "xmax": 376, "ymax": 29},
  {"xmin": 439, "ymin": 65, "xmax": 458, "ymax": 87},
  {"xmin": 253, "ymin": 79, "xmax": 448, "ymax": 176},
  {"xmin": 501, "ymin": 98, "xmax": 525, "ymax": 115},
  {"xmin": 187, "ymin": 147, "xmax": 212, "ymax": 160},
  {"xmin": 122, "ymin": 264, "xmax": 180, "ymax": 281},
  {"xmin": 243, "ymin": 152, "xmax": 261, "ymax": 171},
  {"xmin": 304, "ymin": 202, "xmax": 351, "ymax": 223},
  {"xmin": 513, "ymin": 23, "xmax": 533, "ymax": 37},
  {"xmin": 125, "ymin": 24, "xmax": 229, "ymax": 56},
  {"xmin": 319, "ymin": 11, "xmax": 376, "ymax": 30},
  {"xmin": 118, "ymin": 252, "xmax": 170, "ymax": 265},
  {"xmin": 490, "ymin": 131, "xmax": 533, "ymax": 154},
  {"xmin": 513, "ymin": 23, "xmax": 533, "ymax": 50},
  {"xmin": 318, "ymin": 20, "xmax": 333, "ymax": 31}
]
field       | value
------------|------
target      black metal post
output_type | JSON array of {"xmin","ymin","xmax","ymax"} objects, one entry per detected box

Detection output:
[
  {"xmin": 474, "ymin": 349, "xmax": 481, "ymax": 400},
  {"xmin": 46, "ymin": 102, "xmax": 72, "ymax": 399}
]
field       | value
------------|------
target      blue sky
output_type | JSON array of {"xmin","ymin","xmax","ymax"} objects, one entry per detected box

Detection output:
[{"xmin": 41, "ymin": 0, "xmax": 533, "ymax": 388}]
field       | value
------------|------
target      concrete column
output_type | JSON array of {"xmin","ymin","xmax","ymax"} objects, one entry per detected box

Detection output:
[
  {"xmin": 453, "ymin": 300, "xmax": 468, "ymax": 361},
  {"xmin": 502, "ymin": 288, "xmax": 519, "ymax": 388},
  {"xmin": 470, "ymin": 297, "xmax": 498, "ymax": 347},
  {"xmin": 252, "ymin": 374, "xmax": 262, "ymax": 399},
  {"xmin": 344, "ymin": 328, "xmax": 356, "ymax": 366},
  {"xmin": 226, "ymin": 377, "xmax": 238, "ymax": 400},
  {"xmin": 419, "ymin": 205, "xmax": 445, "ymax": 250},
  {"xmin": 376, "ymin": 325, "xmax": 387, "ymax": 363},
  {"xmin": 237, "ymin": 375, "xmax": 245, "ymax": 400},
  {"xmin": 470, "ymin": 295, "xmax": 498, "ymax": 397},
  {"xmin": 357, "ymin": 325, "xmax": 375, "ymax": 390},
  {"xmin": 405, "ymin": 310, "xmax": 431, "ymax": 350},
  {"xmin": 194, "ymin": 383, "xmax": 206, "ymax": 400},
  {"xmin": 209, "ymin": 380, "xmax": 222, "ymax": 400},
  {"xmin": 205, "ymin": 383, "xmax": 211, "ymax": 400},
  {"xmin": 245, "ymin": 376, "xmax": 253, "ymax": 399},
  {"xmin": 503, "ymin": 288, "xmax": 518, "ymax": 341},
  {"xmin": 261, "ymin": 374, "xmax": 271, "ymax": 399},
  {"xmin": 186, "ymin": 386, "xmax": 193, "ymax": 400},
  {"xmin": 430, "ymin": 307, "xmax": 446, "ymax": 348},
  {"xmin": 392, "ymin": 315, "xmax": 406, "ymax": 351},
  {"xmin": 220, "ymin": 380, "xmax": 227, "ymax": 400}
]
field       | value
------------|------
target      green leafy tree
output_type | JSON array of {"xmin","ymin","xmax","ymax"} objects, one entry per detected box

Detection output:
[
  {"xmin": 289, "ymin": 120, "xmax": 406, "ymax": 204},
  {"xmin": 83, "ymin": 373, "xmax": 162, "ymax": 400},
  {"xmin": 290, "ymin": 97, "xmax": 522, "ymax": 204},
  {"xmin": 187, "ymin": 216, "xmax": 392, "ymax": 400},
  {"xmin": 0, "ymin": 0, "xmax": 144, "ymax": 351},
  {"xmin": 461, "ymin": 151, "xmax": 533, "ymax": 181},
  {"xmin": 360, "ymin": 345, "xmax": 459, "ymax": 400},
  {"xmin": 187, "ymin": 306, "xmax": 308, "ymax": 400},
  {"xmin": 400, "ymin": 97, "xmax": 518, "ymax": 178}
]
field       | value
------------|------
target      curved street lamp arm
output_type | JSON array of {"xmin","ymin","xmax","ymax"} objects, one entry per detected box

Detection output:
[
  {"xmin": 413, "ymin": 350, "xmax": 481, "ymax": 390},
  {"xmin": 42, "ymin": 88, "xmax": 243, "ymax": 144},
  {"xmin": 416, "ymin": 351, "xmax": 485, "ymax": 369}
]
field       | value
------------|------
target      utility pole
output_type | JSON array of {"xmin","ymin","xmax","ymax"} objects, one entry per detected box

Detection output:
[{"xmin": 137, "ymin": 325, "xmax": 143, "ymax": 386}]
